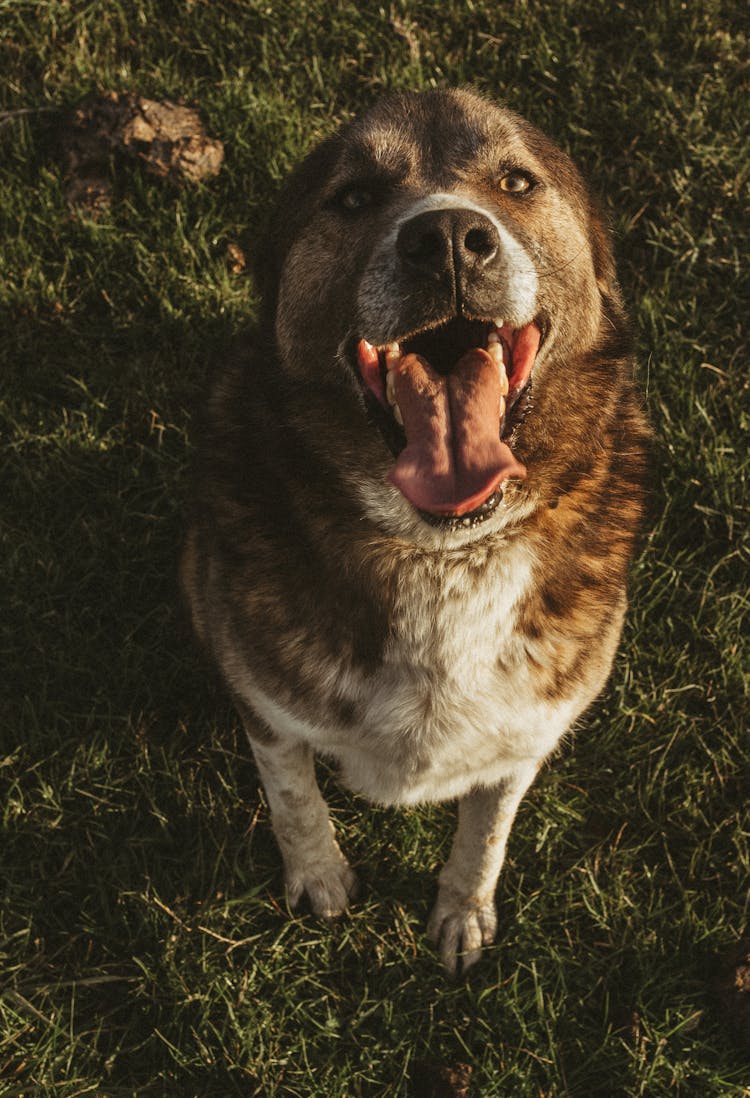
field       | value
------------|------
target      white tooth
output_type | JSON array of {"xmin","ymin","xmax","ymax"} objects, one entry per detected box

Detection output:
[
  {"xmin": 393, "ymin": 401, "xmax": 404, "ymax": 426},
  {"xmin": 487, "ymin": 336, "xmax": 509, "ymax": 395},
  {"xmin": 494, "ymin": 318, "xmax": 504, "ymax": 329},
  {"xmin": 385, "ymin": 342, "xmax": 401, "ymax": 371},
  {"xmin": 386, "ymin": 369, "xmax": 397, "ymax": 406}
]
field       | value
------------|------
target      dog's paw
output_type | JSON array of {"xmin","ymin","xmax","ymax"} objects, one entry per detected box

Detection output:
[
  {"xmin": 426, "ymin": 888, "xmax": 497, "ymax": 976},
  {"xmin": 285, "ymin": 853, "xmax": 358, "ymax": 919}
]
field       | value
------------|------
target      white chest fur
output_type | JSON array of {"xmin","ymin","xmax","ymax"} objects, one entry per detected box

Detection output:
[{"xmin": 226, "ymin": 541, "xmax": 578, "ymax": 806}]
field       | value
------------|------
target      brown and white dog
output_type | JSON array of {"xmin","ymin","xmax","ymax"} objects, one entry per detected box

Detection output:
[{"xmin": 181, "ymin": 89, "xmax": 649, "ymax": 973}]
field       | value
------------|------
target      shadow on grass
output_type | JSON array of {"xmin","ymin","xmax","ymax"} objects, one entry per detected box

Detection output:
[{"xmin": 4, "ymin": 305, "xmax": 748, "ymax": 1093}]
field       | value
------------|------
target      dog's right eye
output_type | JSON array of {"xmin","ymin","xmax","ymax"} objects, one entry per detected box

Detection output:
[
  {"xmin": 499, "ymin": 170, "xmax": 537, "ymax": 195},
  {"xmin": 333, "ymin": 185, "xmax": 374, "ymax": 212}
]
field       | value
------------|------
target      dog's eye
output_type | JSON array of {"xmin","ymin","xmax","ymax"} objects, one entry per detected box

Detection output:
[
  {"xmin": 335, "ymin": 186, "xmax": 374, "ymax": 212},
  {"xmin": 499, "ymin": 170, "xmax": 536, "ymax": 195}
]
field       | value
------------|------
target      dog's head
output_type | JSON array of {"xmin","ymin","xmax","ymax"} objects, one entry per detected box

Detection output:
[{"xmin": 256, "ymin": 89, "xmax": 625, "ymax": 544}]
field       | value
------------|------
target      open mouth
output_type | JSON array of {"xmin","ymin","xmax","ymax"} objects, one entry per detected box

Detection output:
[{"xmin": 355, "ymin": 316, "xmax": 541, "ymax": 524}]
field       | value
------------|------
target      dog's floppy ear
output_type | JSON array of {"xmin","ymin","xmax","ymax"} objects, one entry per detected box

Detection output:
[
  {"xmin": 585, "ymin": 196, "xmax": 632, "ymax": 354},
  {"xmin": 587, "ymin": 197, "xmax": 623, "ymax": 306},
  {"xmin": 252, "ymin": 134, "xmax": 343, "ymax": 324}
]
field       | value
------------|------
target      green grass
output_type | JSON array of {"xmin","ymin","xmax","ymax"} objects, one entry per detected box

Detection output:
[{"xmin": 1, "ymin": 1, "xmax": 748, "ymax": 1094}]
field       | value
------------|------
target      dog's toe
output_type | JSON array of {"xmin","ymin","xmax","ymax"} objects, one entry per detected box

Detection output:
[
  {"xmin": 287, "ymin": 857, "xmax": 358, "ymax": 919},
  {"xmin": 427, "ymin": 891, "xmax": 497, "ymax": 976}
]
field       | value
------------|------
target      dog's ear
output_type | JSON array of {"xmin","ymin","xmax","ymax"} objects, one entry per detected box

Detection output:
[
  {"xmin": 252, "ymin": 134, "xmax": 343, "ymax": 324},
  {"xmin": 587, "ymin": 197, "xmax": 623, "ymax": 307},
  {"xmin": 585, "ymin": 196, "xmax": 632, "ymax": 356}
]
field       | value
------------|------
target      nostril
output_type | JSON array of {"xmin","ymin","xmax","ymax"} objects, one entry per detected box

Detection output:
[
  {"xmin": 464, "ymin": 226, "xmax": 497, "ymax": 259},
  {"xmin": 404, "ymin": 229, "xmax": 444, "ymax": 266},
  {"xmin": 397, "ymin": 211, "xmax": 454, "ymax": 276}
]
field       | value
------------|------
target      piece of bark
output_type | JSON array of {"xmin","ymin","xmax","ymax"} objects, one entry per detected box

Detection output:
[
  {"xmin": 410, "ymin": 1060, "xmax": 472, "ymax": 1098},
  {"xmin": 713, "ymin": 937, "xmax": 750, "ymax": 1050},
  {"xmin": 225, "ymin": 242, "xmax": 247, "ymax": 274},
  {"xmin": 61, "ymin": 91, "xmax": 224, "ymax": 210}
]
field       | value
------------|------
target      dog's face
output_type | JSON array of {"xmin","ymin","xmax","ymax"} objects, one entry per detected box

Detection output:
[{"xmin": 262, "ymin": 89, "xmax": 619, "ymax": 543}]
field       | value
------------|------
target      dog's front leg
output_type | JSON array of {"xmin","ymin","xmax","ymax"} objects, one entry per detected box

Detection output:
[
  {"xmin": 238, "ymin": 704, "xmax": 357, "ymax": 918},
  {"xmin": 427, "ymin": 761, "xmax": 539, "ymax": 975}
]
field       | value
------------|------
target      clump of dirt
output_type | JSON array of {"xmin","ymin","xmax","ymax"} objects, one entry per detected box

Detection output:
[
  {"xmin": 713, "ymin": 937, "xmax": 750, "ymax": 1050},
  {"xmin": 410, "ymin": 1060, "xmax": 472, "ymax": 1098},
  {"xmin": 60, "ymin": 92, "xmax": 224, "ymax": 213}
]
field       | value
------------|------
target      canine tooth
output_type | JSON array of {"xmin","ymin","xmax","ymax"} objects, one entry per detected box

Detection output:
[
  {"xmin": 392, "ymin": 400, "xmax": 404, "ymax": 426},
  {"xmin": 385, "ymin": 343, "xmax": 401, "ymax": 371},
  {"xmin": 386, "ymin": 369, "xmax": 396, "ymax": 405},
  {"xmin": 493, "ymin": 318, "xmax": 504, "ymax": 329},
  {"xmin": 487, "ymin": 336, "xmax": 509, "ymax": 395}
]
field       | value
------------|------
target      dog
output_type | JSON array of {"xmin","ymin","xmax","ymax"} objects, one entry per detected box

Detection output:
[{"xmin": 181, "ymin": 88, "xmax": 649, "ymax": 974}]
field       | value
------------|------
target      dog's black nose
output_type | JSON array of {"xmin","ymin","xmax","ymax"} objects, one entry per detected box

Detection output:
[{"xmin": 396, "ymin": 207, "xmax": 499, "ymax": 280}]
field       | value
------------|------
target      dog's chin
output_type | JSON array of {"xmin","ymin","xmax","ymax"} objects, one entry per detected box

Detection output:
[{"xmin": 347, "ymin": 472, "xmax": 528, "ymax": 548}]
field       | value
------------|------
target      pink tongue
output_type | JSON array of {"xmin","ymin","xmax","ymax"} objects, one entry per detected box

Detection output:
[{"xmin": 388, "ymin": 348, "xmax": 526, "ymax": 516}]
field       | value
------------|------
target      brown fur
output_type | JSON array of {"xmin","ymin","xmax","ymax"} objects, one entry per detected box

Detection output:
[{"xmin": 182, "ymin": 89, "xmax": 649, "ymax": 972}]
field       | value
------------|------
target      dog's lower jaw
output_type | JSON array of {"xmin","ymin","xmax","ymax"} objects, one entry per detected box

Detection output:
[{"xmin": 347, "ymin": 471, "xmax": 531, "ymax": 547}]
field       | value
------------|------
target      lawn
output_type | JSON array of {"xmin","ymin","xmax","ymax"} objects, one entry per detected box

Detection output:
[{"xmin": 1, "ymin": 1, "xmax": 748, "ymax": 1095}]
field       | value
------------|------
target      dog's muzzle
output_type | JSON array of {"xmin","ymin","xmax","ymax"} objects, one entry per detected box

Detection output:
[{"xmin": 353, "ymin": 202, "xmax": 542, "ymax": 524}]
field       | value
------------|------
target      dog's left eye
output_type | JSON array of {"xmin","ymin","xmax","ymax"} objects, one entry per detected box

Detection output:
[
  {"xmin": 499, "ymin": 170, "xmax": 536, "ymax": 195},
  {"xmin": 335, "ymin": 186, "xmax": 374, "ymax": 212}
]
